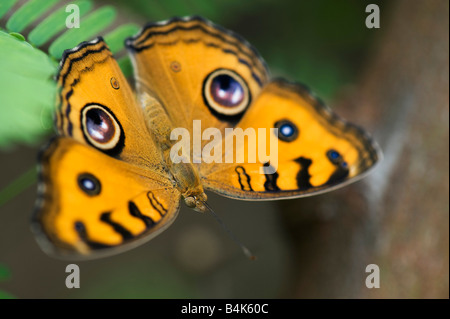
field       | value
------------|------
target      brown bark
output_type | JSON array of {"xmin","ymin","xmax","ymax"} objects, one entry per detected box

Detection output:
[{"xmin": 281, "ymin": 0, "xmax": 449, "ymax": 298}]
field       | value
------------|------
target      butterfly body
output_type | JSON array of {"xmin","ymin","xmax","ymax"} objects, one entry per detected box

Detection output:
[
  {"xmin": 32, "ymin": 16, "xmax": 381, "ymax": 259},
  {"xmin": 138, "ymin": 91, "xmax": 208, "ymax": 211}
]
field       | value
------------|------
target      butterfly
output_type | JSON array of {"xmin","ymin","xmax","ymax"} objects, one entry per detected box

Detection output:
[{"xmin": 32, "ymin": 16, "xmax": 381, "ymax": 259}]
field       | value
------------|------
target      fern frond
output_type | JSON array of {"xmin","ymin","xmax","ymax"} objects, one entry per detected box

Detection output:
[
  {"xmin": 28, "ymin": 0, "xmax": 93, "ymax": 47},
  {"xmin": 6, "ymin": 0, "xmax": 60, "ymax": 33}
]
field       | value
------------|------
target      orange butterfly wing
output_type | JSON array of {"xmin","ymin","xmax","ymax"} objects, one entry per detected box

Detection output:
[
  {"xmin": 33, "ymin": 137, "xmax": 180, "ymax": 258},
  {"xmin": 202, "ymin": 80, "xmax": 381, "ymax": 199}
]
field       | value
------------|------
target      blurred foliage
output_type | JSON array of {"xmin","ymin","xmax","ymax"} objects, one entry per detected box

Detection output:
[
  {"xmin": 76, "ymin": 260, "xmax": 198, "ymax": 298},
  {"xmin": 0, "ymin": 263, "xmax": 14, "ymax": 299},
  {"xmin": 0, "ymin": 166, "xmax": 36, "ymax": 206},
  {"xmin": 0, "ymin": 263, "xmax": 11, "ymax": 280}
]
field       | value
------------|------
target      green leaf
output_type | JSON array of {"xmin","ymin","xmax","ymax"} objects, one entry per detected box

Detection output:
[
  {"xmin": 49, "ymin": 6, "xmax": 117, "ymax": 59},
  {"xmin": 6, "ymin": 0, "xmax": 60, "ymax": 33},
  {"xmin": 29, "ymin": 0, "xmax": 93, "ymax": 47},
  {"xmin": 118, "ymin": 56, "xmax": 133, "ymax": 78},
  {"xmin": 0, "ymin": 0, "xmax": 18, "ymax": 19},
  {"xmin": 8, "ymin": 32, "xmax": 25, "ymax": 41},
  {"xmin": 104, "ymin": 24, "xmax": 140, "ymax": 54},
  {"xmin": 0, "ymin": 31, "xmax": 57, "ymax": 148}
]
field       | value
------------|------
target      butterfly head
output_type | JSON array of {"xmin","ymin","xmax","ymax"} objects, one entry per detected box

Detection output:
[
  {"xmin": 183, "ymin": 192, "xmax": 208, "ymax": 213},
  {"xmin": 169, "ymin": 161, "xmax": 208, "ymax": 212}
]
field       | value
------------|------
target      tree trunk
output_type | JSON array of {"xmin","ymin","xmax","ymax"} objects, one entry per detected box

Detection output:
[{"xmin": 281, "ymin": 0, "xmax": 449, "ymax": 298}]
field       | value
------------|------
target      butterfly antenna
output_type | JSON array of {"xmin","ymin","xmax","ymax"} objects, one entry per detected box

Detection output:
[{"xmin": 202, "ymin": 201, "xmax": 256, "ymax": 261}]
